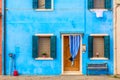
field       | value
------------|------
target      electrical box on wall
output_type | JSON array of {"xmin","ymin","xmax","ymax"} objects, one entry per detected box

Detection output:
[{"xmin": 116, "ymin": 0, "xmax": 120, "ymax": 4}]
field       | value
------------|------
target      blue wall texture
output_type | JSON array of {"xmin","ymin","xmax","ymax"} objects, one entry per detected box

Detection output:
[{"xmin": 4, "ymin": 0, "xmax": 113, "ymax": 75}]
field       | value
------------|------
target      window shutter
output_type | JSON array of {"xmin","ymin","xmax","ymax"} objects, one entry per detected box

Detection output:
[
  {"xmin": 32, "ymin": 36, "xmax": 39, "ymax": 58},
  {"xmin": 104, "ymin": 36, "xmax": 110, "ymax": 59},
  {"xmin": 88, "ymin": 0, "xmax": 94, "ymax": 9},
  {"xmin": 105, "ymin": 0, "xmax": 111, "ymax": 9},
  {"xmin": 45, "ymin": 0, "xmax": 51, "ymax": 9},
  {"xmin": 88, "ymin": 36, "xmax": 93, "ymax": 58},
  {"xmin": 50, "ymin": 36, "xmax": 56, "ymax": 59},
  {"xmin": 33, "ymin": 0, "xmax": 38, "ymax": 9}
]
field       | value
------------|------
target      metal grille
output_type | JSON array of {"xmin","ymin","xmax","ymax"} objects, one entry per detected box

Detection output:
[{"xmin": 87, "ymin": 63, "xmax": 107, "ymax": 70}]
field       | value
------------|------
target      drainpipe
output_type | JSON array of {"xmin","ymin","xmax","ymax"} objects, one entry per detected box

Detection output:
[{"xmin": 3, "ymin": 0, "xmax": 6, "ymax": 75}]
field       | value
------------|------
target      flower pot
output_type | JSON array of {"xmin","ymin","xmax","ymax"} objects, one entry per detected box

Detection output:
[{"xmin": 42, "ymin": 55, "xmax": 47, "ymax": 58}]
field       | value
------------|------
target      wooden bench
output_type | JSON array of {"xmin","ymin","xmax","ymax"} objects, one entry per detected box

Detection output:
[{"xmin": 87, "ymin": 63, "xmax": 108, "ymax": 75}]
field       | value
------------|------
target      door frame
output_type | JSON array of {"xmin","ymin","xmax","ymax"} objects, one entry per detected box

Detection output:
[{"xmin": 61, "ymin": 34, "xmax": 82, "ymax": 75}]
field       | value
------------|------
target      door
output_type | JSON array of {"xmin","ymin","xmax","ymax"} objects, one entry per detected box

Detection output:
[{"xmin": 63, "ymin": 36, "xmax": 80, "ymax": 71}]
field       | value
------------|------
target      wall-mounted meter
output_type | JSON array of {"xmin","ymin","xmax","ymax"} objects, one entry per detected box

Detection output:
[{"xmin": 116, "ymin": 0, "xmax": 120, "ymax": 4}]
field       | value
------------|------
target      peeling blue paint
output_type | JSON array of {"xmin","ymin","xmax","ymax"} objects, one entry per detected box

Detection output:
[{"xmin": 4, "ymin": 0, "xmax": 113, "ymax": 75}]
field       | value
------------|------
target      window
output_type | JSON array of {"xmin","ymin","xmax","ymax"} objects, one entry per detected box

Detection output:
[
  {"xmin": 33, "ymin": 0, "xmax": 53, "ymax": 10},
  {"xmin": 88, "ymin": 35, "xmax": 110, "ymax": 59},
  {"xmin": 88, "ymin": 0, "xmax": 111, "ymax": 9},
  {"xmin": 38, "ymin": 37, "xmax": 50, "ymax": 58},
  {"xmin": 32, "ymin": 34, "xmax": 56, "ymax": 60},
  {"xmin": 93, "ymin": 36, "xmax": 104, "ymax": 57}
]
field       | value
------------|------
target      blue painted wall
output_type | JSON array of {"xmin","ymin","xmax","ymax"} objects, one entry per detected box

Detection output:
[{"xmin": 4, "ymin": 0, "xmax": 113, "ymax": 75}]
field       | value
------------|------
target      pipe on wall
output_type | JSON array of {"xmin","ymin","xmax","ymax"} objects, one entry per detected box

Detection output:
[{"xmin": 3, "ymin": 0, "xmax": 6, "ymax": 75}]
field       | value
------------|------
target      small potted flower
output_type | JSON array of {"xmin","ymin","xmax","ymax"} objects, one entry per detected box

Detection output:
[{"xmin": 41, "ymin": 52, "xmax": 47, "ymax": 58}]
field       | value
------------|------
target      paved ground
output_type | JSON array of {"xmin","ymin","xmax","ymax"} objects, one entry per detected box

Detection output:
[{"xmin": 0, "ymin": 75, "xmax": 120, "ymax": 80}]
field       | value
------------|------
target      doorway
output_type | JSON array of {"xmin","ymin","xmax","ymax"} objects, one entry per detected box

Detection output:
[{"xmin": 62, "ymin": 34, "xmax": 82, "ymax": 75}]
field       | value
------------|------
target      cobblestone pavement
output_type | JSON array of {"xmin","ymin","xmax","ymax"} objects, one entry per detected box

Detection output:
[{"xmin": 0, "ymin": 75, "xmax": 120, "ymax": 80}]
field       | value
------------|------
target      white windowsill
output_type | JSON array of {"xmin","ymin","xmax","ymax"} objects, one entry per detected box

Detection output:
[
  {"xmin": 35, "ymin": 34, "xmax": 54, "ymax": 36},
  {"xmin": 35, "ymin": 57, "xmax": 53, "ymax": 60},
  {"xmin": 90, "ymin": 57, "xmax": 108, "ymax": 60},
  {"xmin": 90, "ymin": 34, "xmax": 109, "ymax": 36},
  {"xmin": 35, "ymin": 8, "xmax": 54, "ymax": 11},
  {"xmin": 90, "ymin": 9, "xmax": 108, "ymax": 11}
]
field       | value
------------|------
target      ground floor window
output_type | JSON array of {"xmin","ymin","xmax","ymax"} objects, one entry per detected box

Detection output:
[
  {"xmin": 88, "ymin": 34, "xmax": 110, "ymax": 59},
  {"xmin": 32, "ymin": 34, "xmax": 56, "ymax": 60}
]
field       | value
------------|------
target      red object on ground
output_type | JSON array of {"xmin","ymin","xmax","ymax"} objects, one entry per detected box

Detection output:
[{"xmin": 13, "ymin": 70, "xmax": 19, "ymax": 76}]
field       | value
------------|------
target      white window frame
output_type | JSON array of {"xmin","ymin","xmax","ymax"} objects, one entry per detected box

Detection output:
[
  {"xmin": 34, "ymin": 34, "xmax": 54, "ymax": 60},
  {"xmin": 90, "ymin": 34, "xmax": 109, "ymax": 60}
]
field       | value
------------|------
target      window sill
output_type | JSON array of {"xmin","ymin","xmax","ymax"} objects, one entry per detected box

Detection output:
[
  {"xmin": 35, "ymin": 34, "xmax": 54, "ymax": 36},
  {"xmin": 90, "ymin": 57, "xmax": 108, "ymax": 60},
  {"xmin": 35, "ymin": 57, "xmax": 53, "ymax": 60},
  {"xmin": 90, "ymin": 34, "xmax": 108, "ymax": 36},
  {"xmin": 90, "ymin": 9, "xmax": 108, "ymax": 12},
  {"xmin": 35, "ymin": 9, "xmax": 54, "ymax": 11}
]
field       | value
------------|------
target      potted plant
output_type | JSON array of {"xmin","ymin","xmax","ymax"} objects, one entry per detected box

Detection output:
[{"xmin": 41, "ymin": 52, "xmax": 47, "ymax": 58}]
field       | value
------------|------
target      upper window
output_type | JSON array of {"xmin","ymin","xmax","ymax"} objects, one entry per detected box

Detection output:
[
  {"xmin": 88, "ymin": 0, "xmax": 111, "ymax": 10},
  {"xmin": 32, "ymin": 34, "xmax": 56, "ymax": 60},
  {"xmin": 88, "ymin": 35, "xmax": 110, "ymax": 59},
  {"xmin": 33, "ymin": 0, "xmax": 53, "ymax": 11},
  {"xmin": 94, "ymin": 0, "xmax": 104, "ymax": 9}
]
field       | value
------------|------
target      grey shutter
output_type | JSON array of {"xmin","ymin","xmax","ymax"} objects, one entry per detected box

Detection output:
[
  {"xmin": 93, "ymin": 37, "xmax": 104, "ymax": 57},
  {"xmin": 32, "ymin": 36, "xmax": 39, "ymax": 58},
  {"xmin": 50, "ymin": 36, "xmax": 56, "ymax": 58},
  {"xmin": 88, "ymin": 36, "xmax": 93, "ymax": 58},
  {"xmin": 33, "ymin": 0, "xmax": 38, "ymax": 9},
  {"xmin": 88, "ymin": 0, "xmax": 94, "ymax": 9},
  {"xmin": 104, "ymin": 36, "xmax": 110, "ymax": 59},
  {"xmin": 105, "ymin": 0, "xmax": 111, "ymax": 9},
  {"xmin": 45, "ymin": 0, "xmax": 51, "ymax": 9}
]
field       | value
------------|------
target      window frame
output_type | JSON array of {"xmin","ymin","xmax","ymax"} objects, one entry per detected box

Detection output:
[
  {"xmin": 32, "ymin": 34, "xmax": 56, "ymax": 60},
  {"xmin": 88, "ymin": 34, "xmax": 110, "ymax": 60},
  {"xmin": 33, "ymin": 0, "xmax": 54, "ymax": 11}
]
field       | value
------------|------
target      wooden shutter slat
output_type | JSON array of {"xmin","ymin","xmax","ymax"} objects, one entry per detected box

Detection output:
[
  {"xmin": 88, "ymin": 0, "xmax": 94, "ymax": 9},
  {"xmin": 105, "ymin": 0, "xmax": 111, "ymax": 9},
  {"xmin": 104, "ymin": 36, "xmax": 110, "ymax": 59},
  {"xmin": 45, "ymin": 0, "xmax": 51, "ymax": 9},
  {"xmin": 33, "ymin": 0, "xmax": 38, "ymax": 9},
  {"xmin": 88, "ymin": 36, "xmax": 93, "ymax": 58},
  {"xmin": 50, "ymin": 36, "xmax": 56, "ymax": 59},
  {"xmin": 32, "ymin": 36, "xmax": 39, "ymax": 58}
]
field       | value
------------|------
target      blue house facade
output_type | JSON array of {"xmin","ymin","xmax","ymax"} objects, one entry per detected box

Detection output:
[{"xmin": 3, "ymin": 0, "xmax": 113, "ymax": 75}]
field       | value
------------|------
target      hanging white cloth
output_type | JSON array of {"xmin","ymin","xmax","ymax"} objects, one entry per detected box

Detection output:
[
  {"xmin": 93, "ymin": 9, "xmax": 104, "ymax": 18},
  {"xmin": 91, "ymin": 9, "xmax": 108, "ymax": 18}
]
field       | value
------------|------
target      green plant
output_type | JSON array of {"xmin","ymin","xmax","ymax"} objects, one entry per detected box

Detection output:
[{"xmin": 41, "ymin": 52, "xmax": 47, "ymax": 55}]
